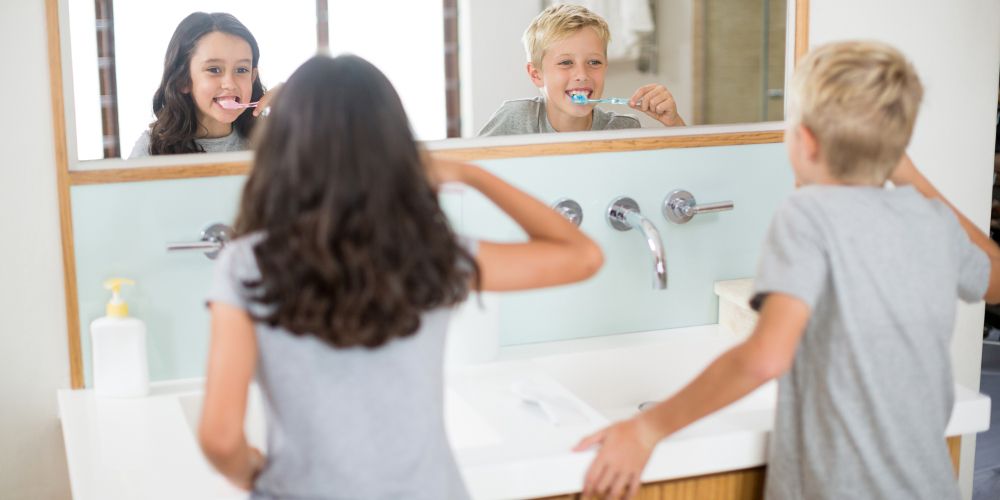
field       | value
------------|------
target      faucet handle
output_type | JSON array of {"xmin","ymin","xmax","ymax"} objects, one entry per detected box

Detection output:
[
  {"xmin": 662, "ymin": 190, "xmax": 734, "ymax": 225},
  {"xmin": 166, "ymin": 223, "xmax": 234, "ymax": 259},
  {"xmin": 606, "ymin": 196, "xmax": 641, "ymax": 231},
  {"xmin": 552, "ymin": 198, "xmax": 583, "ymax": 227}
]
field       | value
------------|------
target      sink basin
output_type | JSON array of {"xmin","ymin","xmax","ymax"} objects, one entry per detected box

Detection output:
[
  {"xmin": 531, "ymin": 335, "xmax": 777, "ymax": 422},
  {"xmin": 176, "ymin": 384, "xmax": 502, "ymax": 453},
  {"xmin": 56, "ymin": 323, "xmax": 990, "ymax": 500}
]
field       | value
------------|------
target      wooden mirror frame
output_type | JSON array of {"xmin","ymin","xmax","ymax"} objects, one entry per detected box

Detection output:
[{"xmin": 47, "ymin": 0, "xmax": 809, "ymax": 389}]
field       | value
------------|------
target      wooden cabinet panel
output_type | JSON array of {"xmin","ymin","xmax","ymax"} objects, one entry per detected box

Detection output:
[
  {"xmin": 534, "ymin": 467, "xmax": 765, "ymax": 500},
  {"xmin": 947, "ymin": 435, "xmax": 961, "ymax": 477},
  {"xmin": 533, "ymin": 439, "xmax": 961, "ymax": 500},
  {"xmin": 640, "ymin": 467, "xmax": 765, "ymax": 500}
]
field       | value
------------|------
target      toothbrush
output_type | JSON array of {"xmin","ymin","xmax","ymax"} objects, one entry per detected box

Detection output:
[
  {"xmin": 217, "ymin": 100, "xmax": 259, "ymax": 110},
  {"xmin": 571, "ymin": 94, "xmax": 640, "ymax": 105}
]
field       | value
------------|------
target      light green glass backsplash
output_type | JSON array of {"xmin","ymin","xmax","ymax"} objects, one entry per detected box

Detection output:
[
  {"xmin": 459, "ymin": 144, "xmax": 794, "ymax": 344},
  {"xmin": 72, "ymin": 176, "xmax": 246, "ymax": 387},
  {"xmin": 72, "ymin": 143, "xmax": 793, "ymax": 386}
]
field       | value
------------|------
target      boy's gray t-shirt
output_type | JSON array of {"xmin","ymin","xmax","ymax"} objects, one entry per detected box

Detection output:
[
  {"xmin": 476, "ymin": 96, "xmax": 641, "ymax": 137},
  {"xmin": 751, "ymin": 185, "xmax": 990, "ymax": 500},
  {"xmin": 128, "ymin": 128, "xmax": 248, "ymax": 158},
  {"xmin": 207, "ymin": 234, "xmax": 474, "ymax": 500}
]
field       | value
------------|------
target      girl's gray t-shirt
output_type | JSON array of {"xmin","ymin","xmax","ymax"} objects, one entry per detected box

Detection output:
[
  {"xmin": 751, "ymin": 185, "xmax": 990, "ymax": 500},
  {"xmin": 128, "ymin": 128, "xmax": 249, "ymax": 158},
  {"xmin": 207, "ymin": 234, "xmax": 473, "ymax": 500}
]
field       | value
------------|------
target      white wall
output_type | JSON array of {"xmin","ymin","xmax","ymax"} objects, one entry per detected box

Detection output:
[
  {"xmin": 0, "ymin": 1, "xmax": 73, "ymax": 500},
  {"xmin": 810, "ymin": 1, "xmax": 1000, "ymax": 498},
  {"xmin": 458, "ymin": 0, "xmax": 541, "ymax": 137},
  {"xmin": 602, "ymin": 0, "xmax": 694, "ymax": 128}
]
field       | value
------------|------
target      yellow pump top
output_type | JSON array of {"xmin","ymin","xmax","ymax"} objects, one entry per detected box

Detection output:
[{"xmin": 103, "ymin": 278, "xmax": 134, "ymax": 318}]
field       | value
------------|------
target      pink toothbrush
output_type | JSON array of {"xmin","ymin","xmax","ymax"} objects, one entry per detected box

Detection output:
[{"xmin": 217, "ymin": 100, "xmax": 259, "ymax": 110}]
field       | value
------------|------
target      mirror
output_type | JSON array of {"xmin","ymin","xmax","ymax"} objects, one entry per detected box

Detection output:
[{"xmin": 65, "ymin": 0, "xmax": 788, "ymax": 162}]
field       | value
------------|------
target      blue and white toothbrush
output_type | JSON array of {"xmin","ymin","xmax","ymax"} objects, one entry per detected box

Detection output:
[{"xmin": 570, "ymin": 94, "xmax": 639, "ymax": 105}]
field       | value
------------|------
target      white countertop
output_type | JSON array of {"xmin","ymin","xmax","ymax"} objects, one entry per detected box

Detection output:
[{"xmin": 58, "ymin": 324, "xmax": 992, "ymax": 500}]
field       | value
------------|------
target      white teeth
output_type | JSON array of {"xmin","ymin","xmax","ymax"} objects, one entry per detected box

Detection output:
[{"xmin": 569, "ymin": 90, "xmax": 588, "ymax": 96}]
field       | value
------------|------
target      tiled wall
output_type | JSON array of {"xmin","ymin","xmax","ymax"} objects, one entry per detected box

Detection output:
[{"xmin": 72, "ymin": 143, "xmax": 794, "ymax": 386}]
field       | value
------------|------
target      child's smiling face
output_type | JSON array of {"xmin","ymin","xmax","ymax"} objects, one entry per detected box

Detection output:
[
  {"xmin": 528, "ymin": 28, "xmax": 607, "ymax": 129},
  {"xmin": 184, "ymin": 31, "xmax": 257, "ymax": 138}
]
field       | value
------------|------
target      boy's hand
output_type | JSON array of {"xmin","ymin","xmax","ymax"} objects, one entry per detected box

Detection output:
[
  {"xmin": 574, "ymin": 416, "xmax": 660, "ymax": 500},
  {"xmin": 572, "ymin": 293, "xmax": 810, "ymax": 499},
  {"xmin": 630, "ymin": 84, "xmax": 686, "ymax": 127},
  {"xmin": 888, "ymin": 154, "xmax": 921, "ymax": 186}
]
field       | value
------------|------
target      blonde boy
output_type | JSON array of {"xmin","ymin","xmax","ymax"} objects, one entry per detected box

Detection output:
[
  {"xmin": 575, "ymin": 41, "xmax": 1000, "ymax": 500},
  {"xmin": 477, "ymin": 4, "xmax": 684, "ymax": 137}
]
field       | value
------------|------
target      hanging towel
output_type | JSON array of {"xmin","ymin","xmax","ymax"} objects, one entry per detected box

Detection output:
[{"xmin": 548, "ymin": 0, "xmax": 655, "ymax": 60}]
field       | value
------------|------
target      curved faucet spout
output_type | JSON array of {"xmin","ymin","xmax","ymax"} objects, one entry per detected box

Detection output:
[
  {"xmin": 607, "ymin": 196, "xmax": 668, "ymax": 290},
  {"xmin": 624, "ymin": 211, "xmax": 667, "ymax": 289}
]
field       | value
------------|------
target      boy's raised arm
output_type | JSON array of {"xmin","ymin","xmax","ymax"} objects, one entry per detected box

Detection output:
[
  {"xmin": 574, "ymin": 293, "xmax": 810, "ymax": 500},
  {"xmin": 891, "ymin": 155, "xmax": 1000, "ymax": 304}
]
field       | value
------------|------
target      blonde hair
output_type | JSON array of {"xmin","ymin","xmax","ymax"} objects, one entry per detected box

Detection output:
[
  {"xmin": 522, "ymin": 4, "xmax": 611, "ymax": 68},
  {"xmin": 789, "ymin": 41, "xmax": 923, "ymax": 184}
]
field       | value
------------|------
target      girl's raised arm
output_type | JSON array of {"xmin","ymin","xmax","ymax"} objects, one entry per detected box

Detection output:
[{"xmin": 429, "ymin": 158, "xmax": 603, "ymax": 291}]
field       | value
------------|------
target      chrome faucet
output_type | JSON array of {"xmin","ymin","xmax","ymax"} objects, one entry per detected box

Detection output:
[{"xmin": 607, "ymin": 197, "xmax": 667, "ymax": 289}]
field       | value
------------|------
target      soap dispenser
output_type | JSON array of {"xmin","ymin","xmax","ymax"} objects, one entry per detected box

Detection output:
[{"xmin": 90, "ymin": 279, "xmax": 149, "ymax": 397}]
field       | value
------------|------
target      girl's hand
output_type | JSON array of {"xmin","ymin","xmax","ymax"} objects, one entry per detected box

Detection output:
[
  {"xmin": 228, "ymin": 446, "xmax": 265, "ymax": 491},
  {"xmin": 424, "ymin": 155, "xmax": 469, "ymax": 189},
  {"xmin": 253, "ymin": 83, "xmax": 283, "ymax": 117},
  {"xmin": 574, "ymin": 417, "xmax": 659, "ymax": 500},
  {"xmin": 629, "ymin": 84, "xmax": 686, "ymax": 127}
]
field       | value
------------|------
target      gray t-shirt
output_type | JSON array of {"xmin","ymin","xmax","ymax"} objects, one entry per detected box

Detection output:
[
  {"xmin": 751, "ymin": 185, "xmax": 990, "ymax": 500},
  {"xmin": 476, "ymin": 96, "xmax": 641, "ymax": 137},
  {"xmin": 207, "ymin": 234, "xmax": 474, "ymax": 500},
  {"xmin": 128, "ymin": 128, "xmax": 249, "ymax": 158}
]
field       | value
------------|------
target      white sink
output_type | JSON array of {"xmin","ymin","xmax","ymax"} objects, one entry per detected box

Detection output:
[
  {"xmin": 57, "ymin": 325, "xmax": 990, "ymax": 500},
  {"xmin": 531, "ymin": 335, "xmax": 777, "ymax": 422},
  {"xmin": 176, "ymin": 384, "xmax": 503, "ymax": 453}
]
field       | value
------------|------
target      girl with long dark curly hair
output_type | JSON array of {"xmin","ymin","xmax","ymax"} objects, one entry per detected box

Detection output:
[
  {"xmin": 129, "ymin": 12, "xmax": 273, "ymax": 157},
  {"xmin": 198, "ymin": 55, "xmax": 603, "ymax": 498}
]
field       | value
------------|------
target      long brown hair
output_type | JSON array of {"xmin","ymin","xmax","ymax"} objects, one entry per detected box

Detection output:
[
  {"xmin": 148, "ymin": 12, "xmax": 265, "ymax": 155},
  {"xmin": 235, "ymin": 55, "xmax": 478, "ymax": 348}
]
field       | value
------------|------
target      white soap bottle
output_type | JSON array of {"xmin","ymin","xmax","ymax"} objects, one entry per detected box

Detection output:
[{"xmin": 90, "ymin": 278, "xmax": 150, "ymax": 397}]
